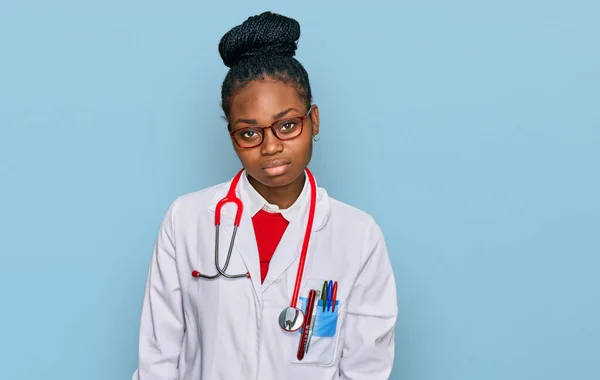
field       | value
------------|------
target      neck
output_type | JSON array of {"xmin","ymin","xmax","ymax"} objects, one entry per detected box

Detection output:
[{"xmin": 248, "ymin": 173, "xmax": 306, "ymax": 210}]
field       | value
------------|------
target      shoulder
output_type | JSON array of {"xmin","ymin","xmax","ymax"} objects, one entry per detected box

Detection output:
[
  {"xmin": 325, "ymin": 194, "xmax": 391, "ymax": 275},
  {"xmin": 326, "ymin": 193, "xmax": 385, "ymax": 239},
  {"xmin": 163, "ymin": 181, "xmax": 230, "ymax": 221}
]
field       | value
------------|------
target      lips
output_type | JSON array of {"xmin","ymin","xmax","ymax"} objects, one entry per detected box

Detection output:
[
  {"xmin": 261, "ymin": 159, "xmax": 290, "ymax": 170},
  {"xmin": 261, "ymin": 159, "xmax": 291, "ymax": 177}
]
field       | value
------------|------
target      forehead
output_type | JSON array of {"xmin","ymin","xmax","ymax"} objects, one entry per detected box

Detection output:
[{"xmin": 229, "ymin": 79, "xmax": 304, "ymax": 120}]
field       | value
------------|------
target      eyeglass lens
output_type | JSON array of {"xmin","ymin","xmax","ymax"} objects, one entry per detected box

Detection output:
[{"xmin": 233, "ymin": 117, "xmax": 304, "ymax": 148}]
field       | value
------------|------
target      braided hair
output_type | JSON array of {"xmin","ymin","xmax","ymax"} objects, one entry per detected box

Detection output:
[{"xmin": 218, "ymin": 12, "xmax": 313, "ymax": 127}]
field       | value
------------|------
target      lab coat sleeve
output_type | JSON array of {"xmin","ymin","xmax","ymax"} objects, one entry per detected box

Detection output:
[
  {"xmin": 132, "ymin": 201, "xmax": 184, "ymax": 380},
  {"xmin": 339, "ymin": 219, "xmax": 398, "ymax": 380}
]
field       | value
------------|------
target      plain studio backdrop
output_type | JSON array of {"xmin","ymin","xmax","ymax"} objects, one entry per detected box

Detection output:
[{"xmin": 0, "ymin": 1, "xmax": 598, "ymax": 379}]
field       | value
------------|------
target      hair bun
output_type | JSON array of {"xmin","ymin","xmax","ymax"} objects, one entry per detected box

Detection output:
[{"xmin": 218, "ymin": 11, "xmax": 301, "ymax": 68}]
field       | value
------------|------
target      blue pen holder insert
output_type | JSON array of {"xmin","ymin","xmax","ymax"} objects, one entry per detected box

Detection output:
[{"xmin": 299, "ymin": 297, "xmax": 340, "ymax": 337}]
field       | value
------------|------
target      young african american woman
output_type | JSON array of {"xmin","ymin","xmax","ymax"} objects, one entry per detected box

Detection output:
[{"xmin": 132, "ymin": 11, "xmax": 398, "ymax": 380}]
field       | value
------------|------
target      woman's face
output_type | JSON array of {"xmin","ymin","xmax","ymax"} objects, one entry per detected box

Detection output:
[{"xmin": 227, "ymin": 79, "xmax": 319, "ymax": 188}]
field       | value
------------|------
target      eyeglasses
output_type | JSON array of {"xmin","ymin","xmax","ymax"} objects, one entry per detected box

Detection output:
[{"xmin": 229, "ymin": 106, "xmax": 313, "ymax": 149}]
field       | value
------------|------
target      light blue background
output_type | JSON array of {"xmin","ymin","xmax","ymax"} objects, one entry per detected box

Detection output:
[{"xmin": 1, "ymin": 0, "xmax": 598, "ymax": 379}]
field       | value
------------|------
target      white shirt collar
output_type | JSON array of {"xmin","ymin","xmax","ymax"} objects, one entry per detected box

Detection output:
[{"xmin": 240, "ymin": 171, "xmax": 309, "ymax": 223}]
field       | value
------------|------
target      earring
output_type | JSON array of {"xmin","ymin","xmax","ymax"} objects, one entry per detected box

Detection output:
[{"xmin": 313, "ymin": 135, "xmax": 320, "ymax": 142}]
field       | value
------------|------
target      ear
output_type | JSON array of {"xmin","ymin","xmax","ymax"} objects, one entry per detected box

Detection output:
[{"xmin": 309, "ymin": 104, "xmax": 320, "ymax": 136}]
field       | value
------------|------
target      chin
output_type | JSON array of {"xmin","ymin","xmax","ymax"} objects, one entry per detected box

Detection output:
[
  {"xmin": 256, "ymin": 170, "xmax": 302, "ymax": 188},
  {"xmin": 259, "ymin": 174, "xmax": 293, "ymax": 188}
]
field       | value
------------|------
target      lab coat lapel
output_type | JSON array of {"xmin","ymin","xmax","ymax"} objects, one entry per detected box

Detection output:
[
  {"xmin": 262, "ymin": 182, "xmax": 331, "ymax": 290},
  {"xmin": 261, "ymin": 209, "xmax": 306, "ymax": 289}
]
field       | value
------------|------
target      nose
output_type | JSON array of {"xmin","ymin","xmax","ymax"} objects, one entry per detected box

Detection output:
[{"xmin": 260, "ymin": 128, "xmax": 283, "ymax": 155}]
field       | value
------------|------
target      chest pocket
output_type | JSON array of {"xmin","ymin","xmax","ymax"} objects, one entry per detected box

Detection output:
[{"xmin": 285, "ymin": 278, "xmax": 344, "ymax": 367}]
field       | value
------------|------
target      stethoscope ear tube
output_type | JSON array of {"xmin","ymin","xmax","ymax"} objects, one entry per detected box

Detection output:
[
  {"xmin": 192, "ymin": 225, "xmax": 250, "ymax": 279},
  {"xmin": 191, "ymin": 169, "xmax": 250, "ymax": 280}
]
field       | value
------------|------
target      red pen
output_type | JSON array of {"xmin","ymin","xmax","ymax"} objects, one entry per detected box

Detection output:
[
  {"xmin": 297, "ymin": 290, "xmax": 316, "ymax": 360},
  {"xmin": 331, "ymin": 282, "xmax": 338, "ymax": 312}
]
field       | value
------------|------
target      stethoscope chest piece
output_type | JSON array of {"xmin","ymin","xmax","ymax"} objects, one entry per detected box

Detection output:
[{"xmin": 278, "ymin": 306, "xmax": 305, "ymax": 332}]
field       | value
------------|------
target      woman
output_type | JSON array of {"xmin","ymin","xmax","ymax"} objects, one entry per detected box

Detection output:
[{"xmin": 132, "ymin": 11, "xmax": 398, "ymax": 380}]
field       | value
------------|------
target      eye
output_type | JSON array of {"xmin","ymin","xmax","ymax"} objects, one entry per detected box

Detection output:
[
  {"xmin": 280, "ymin": 121, "xmax": 297, "ymax": 131},
  {"xmin": 238, "ymin": 129, "xmax": 260, "ymax": 140}
]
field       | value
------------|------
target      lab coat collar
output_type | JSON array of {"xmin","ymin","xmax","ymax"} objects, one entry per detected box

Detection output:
[
  {"xmin": 208, "ymin": 168, "xmax": 329, "ymax": 232},
  {"xmin": 239, "ymin": 170, "xmax": 309, "ymax": 223}
]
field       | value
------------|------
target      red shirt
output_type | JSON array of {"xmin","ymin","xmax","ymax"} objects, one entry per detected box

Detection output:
[{"xmin": 251, "ymin": 210, "xmax": 289, "ymax": 283}]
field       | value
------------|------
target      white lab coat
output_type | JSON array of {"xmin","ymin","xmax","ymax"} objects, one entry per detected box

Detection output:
[{"xmin": 132, "ymin": 173, "xmax": 398, "ymax": 379}]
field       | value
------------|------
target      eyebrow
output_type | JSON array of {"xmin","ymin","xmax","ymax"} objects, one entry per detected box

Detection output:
[
  {"xmin": 273, "ymin": 108, "xmax": 297, "ymax": 119},
  {"xmin": 232, "ymin": 108, "xmax": 299, "ymax": 127}
]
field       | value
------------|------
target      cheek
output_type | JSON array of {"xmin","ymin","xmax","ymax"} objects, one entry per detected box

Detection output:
[
  {"xmin": 287, "ymin": 136, "xmax": 313, "ymax": 158},
  {"xmin": 231, "ymin": 143, "xmax": 253, "ymax": 161},
  {"xmin": 236, "ymin": 149, "xmax": 257, "ymax": 164}
]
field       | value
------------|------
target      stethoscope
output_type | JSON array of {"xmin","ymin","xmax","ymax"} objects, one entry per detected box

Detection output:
[{"xmin": 191, "ymin": 168, "xmax": 317, "ymax": 332}]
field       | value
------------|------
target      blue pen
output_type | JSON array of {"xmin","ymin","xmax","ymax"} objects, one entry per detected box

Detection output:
[{"xmin": 327, "ymin": 280, "xmax": 333, "ymax": 311}]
